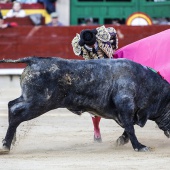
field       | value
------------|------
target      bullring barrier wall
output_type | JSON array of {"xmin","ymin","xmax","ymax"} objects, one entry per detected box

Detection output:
[{"xmin": 0, "ymin": 25, "xmax": 169, "ymax": 68}]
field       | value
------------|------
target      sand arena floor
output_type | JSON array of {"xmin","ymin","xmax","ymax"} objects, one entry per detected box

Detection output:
[{"xmin": 0, "ymin": 76, "xmax": 169, "ymax": 170}]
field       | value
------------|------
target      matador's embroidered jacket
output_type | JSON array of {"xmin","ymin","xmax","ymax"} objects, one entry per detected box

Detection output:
[{"xmin": 71, "ymin": 25, "xmax": 118, "ymax": 60}]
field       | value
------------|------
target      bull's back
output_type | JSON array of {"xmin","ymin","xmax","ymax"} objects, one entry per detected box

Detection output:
[{"xmin": 20, "ymin": 57, "xmax": 170, "ymax": 111}]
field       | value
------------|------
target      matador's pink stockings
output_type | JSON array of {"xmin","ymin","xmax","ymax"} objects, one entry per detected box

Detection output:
[{"xmin": 92, "ymin": 116, "xmax": 102, "ymax": 142}]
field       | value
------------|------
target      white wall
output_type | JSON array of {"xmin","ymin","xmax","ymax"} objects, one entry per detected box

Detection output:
[{"xmin": 56, "ymin": 0, "xmax": 70, "ymax": 26}]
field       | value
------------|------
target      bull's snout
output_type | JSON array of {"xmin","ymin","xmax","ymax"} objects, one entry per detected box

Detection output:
[{"xmin": 164, "ymin": 130, "xmax": 170, "ymax": 138}]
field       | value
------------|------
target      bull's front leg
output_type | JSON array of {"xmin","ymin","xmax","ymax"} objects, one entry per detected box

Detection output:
[
  {"xmin": 114, "ymin": 95, "xmax": 150, "ymax": 152},
  {"xmin": 120, "ymin": 112, "xmax": 150, "ymax": 151},
  {"xmin": 123, "ymin": 122, "xmax": 150, "ymax": 152},
  {"xmin": 116, "ymin": 130, "xmax": 129, "ymax": 146}
]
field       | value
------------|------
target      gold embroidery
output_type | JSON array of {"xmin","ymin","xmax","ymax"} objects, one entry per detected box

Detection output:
[
  {"xmin": 81, "ymin": 47, "xmax": 98, "ymax": 60},
  {"xmin": 96, "ymin": 25, "xmax": 110, "ymax": 42},
  {"xmin": 97, "ymin": 39, "xmax": 113, "ymax": 58},
  {"xmin": 97, "ymin": 49, "xmax": 105, "ymax": 59},
  {"xmin": 106, "ymin": 27, "xmax": 116, "ymax": 34},
  {"xmin": 71, "ymin": 33, "xmax": 81, "ymax": 56}
]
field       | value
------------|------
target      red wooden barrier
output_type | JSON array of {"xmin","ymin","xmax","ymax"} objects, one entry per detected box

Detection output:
[{"xmin": 0, "ymin": 25, "xmax": 169, "ymax": 68}]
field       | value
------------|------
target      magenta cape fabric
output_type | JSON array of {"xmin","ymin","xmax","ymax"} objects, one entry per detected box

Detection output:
[{"xmin": 114, "ymin": 29, "xmax": 170, "ymax": 83}]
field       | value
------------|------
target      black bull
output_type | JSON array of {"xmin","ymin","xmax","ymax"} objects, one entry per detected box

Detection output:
[{"xmin": 0, "ymin": 57, "xmax": 169, "ymax": 154}]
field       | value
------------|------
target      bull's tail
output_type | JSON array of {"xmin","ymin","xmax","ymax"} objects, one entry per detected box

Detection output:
[{"xmin": 0, "ymin": 57, "xmax": 36, "ymax": 65}]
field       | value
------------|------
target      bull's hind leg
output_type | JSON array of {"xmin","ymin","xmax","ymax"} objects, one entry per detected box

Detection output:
[
  {"xmin": 0, "ymin": 97, "xmax": 46, "ymax": 154},
  {"xmin": 114, "ymin": 94, "xmax": 150, "ymax": 152},
  {"xmin": 0, "ymin": 97, "xmax": 26, "ymax": 154},
  {"xmin": 7, "ymin": 97, "xmax": 23, "ymax": 146},
  {"xmin": 1, "ymin": 121, "xmax": 20, "ymax": 154}
]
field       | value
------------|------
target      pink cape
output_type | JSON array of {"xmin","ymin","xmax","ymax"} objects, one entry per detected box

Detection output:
[{"xmin": 114, "ymin": 29, "xmax": 170, "ymax": 83}]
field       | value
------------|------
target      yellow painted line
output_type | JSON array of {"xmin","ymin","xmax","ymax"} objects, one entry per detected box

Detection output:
[{"xmin": 1, "ymin": 9, "xmax": 51, "ymax": 23}]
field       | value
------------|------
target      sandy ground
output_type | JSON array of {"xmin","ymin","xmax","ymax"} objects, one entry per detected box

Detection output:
[{"xmin": 0, "ymin": 76, "xmax": 169, "ymax": 170}]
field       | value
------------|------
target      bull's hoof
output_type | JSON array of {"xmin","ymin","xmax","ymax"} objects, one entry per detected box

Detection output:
[
  {"xmin": 135, "ymin": 146, "xmax": 151, "ymax": 152},
  {"xmin": 94, "ymin": 136, "xmax": 102, "ymax": 143},
  {"xmin": 0, "ymin": 146, "xmax": 10, "ymax": 155},
  {"xmin": 116, "ymin": 136, "xmax": 129, "ymax": 146},
  {"xmin": 164, "ymin": 130, "xmax": 170, "ymax": 138},
  {"xmin": 116, "ymin": 136, "xmax": 125, "ymax": 146}
]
